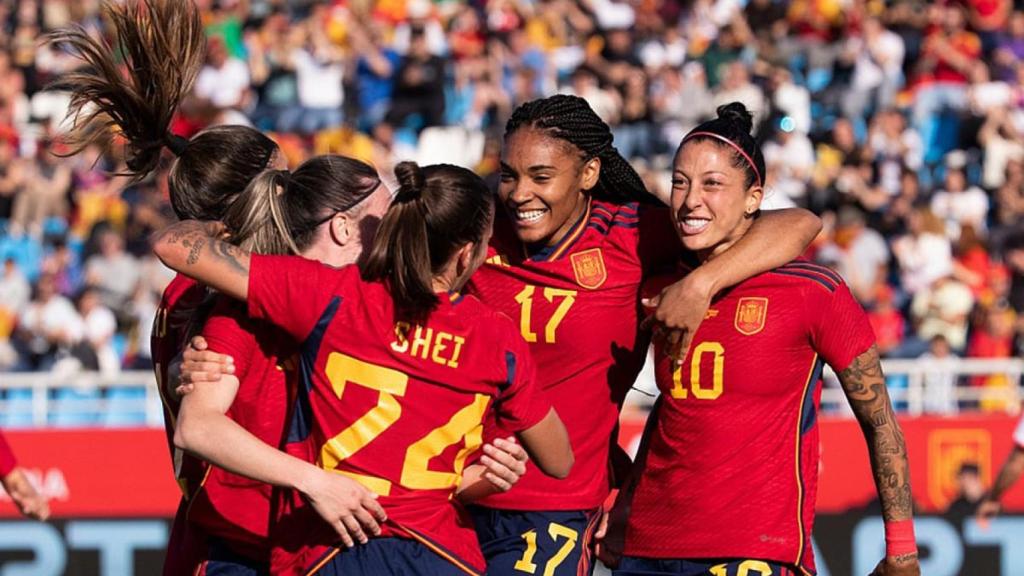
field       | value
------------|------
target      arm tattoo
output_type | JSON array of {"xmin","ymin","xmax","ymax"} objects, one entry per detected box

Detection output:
[
  {"xmin": 210, "ymin": 239, "xmax": 248, "ymax": 276},
  {"xmin": 186, "ymin": 238, "xmax": 205, "ymax": 265},
  {"xmin": 838, "ymin": 345, "xmax": 914, "ymax": 521}
]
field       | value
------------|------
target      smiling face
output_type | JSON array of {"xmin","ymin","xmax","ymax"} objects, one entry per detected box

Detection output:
[
  {"xmin": 499, "ymin": 128, "xmax": 599, "ymax": 247},
  {"xmin": 671, "ymin": 139, "xmax": 763, "ymax": 261}
]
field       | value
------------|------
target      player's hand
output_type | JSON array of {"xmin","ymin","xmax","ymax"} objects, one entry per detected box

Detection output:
[
  {"xmin": 976, "ymin": 497, "xmax": 1001, "ymax": 527},
  {"xmin": 2, "ymin": 468, "xmax": 49, "ymax": 521},
  {"xmin": 302, "ymin": 468, "xmax": 387, "ymax": 548},
  {"xmin": 176, "ymin": 336, "xmax": 234, "ymax": 397},
  {"xmin": 641, "ymin": 272, "xmax": 714, "ymax": 364},
  {"xmin": 869, "ymin": 553, "xmax": 920, "ymax": 576},
  {"xmin": 479, "ymin": 437, "xmax": 528, "ymax": 492},
  {"xmin": 593, "ymin": 505, "xmax": 625, "ymax": 568}
]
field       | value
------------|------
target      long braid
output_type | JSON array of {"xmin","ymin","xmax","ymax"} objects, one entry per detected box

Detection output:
[{"xmin": 505, "ymin": 95, "xmax": 658, "ymax": 205}]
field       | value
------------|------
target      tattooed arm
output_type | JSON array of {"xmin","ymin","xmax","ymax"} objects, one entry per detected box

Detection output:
[
  {"xmin": 838, "ymin": 345, "xmax": 920, "ymax": 575},
  {"xmin": 977, "ymin": 446, "xmax": 1024, "ymax": 520},
  {"xmin": 152, "ymin": 220, "xmax": 252, "ymax": 301}
]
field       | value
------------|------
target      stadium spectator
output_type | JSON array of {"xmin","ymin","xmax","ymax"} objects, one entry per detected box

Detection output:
[
  {"xmin": 910, "ymin": 275, "xmax": 976, "ymax": 352},
  {"xmin": 891, "ymin": 206, "xmax": 954, "ymax": 295},
  {"xmin": 84, "ymin": 229, "xmax": 141, "ymax": 317},
  {"xmin": 817, "ymin": 206, "xmax": 891, "ymax": 306},
  {"xmin": 14, "ymin": 272, "xmax": 82, "ymax": 371},
  {"xmin": 946, "ymin": 462, "xmax": 987, "ymax": 522},
  {"xmin": 930, "ymin": 157, "xmax": 990, "ymax": 240}
]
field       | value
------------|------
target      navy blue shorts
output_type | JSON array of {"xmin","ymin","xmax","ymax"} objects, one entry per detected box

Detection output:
[
  {"xmin": 468, "ymin": 506, "xmax": 601, "ymax": 576},
  {"xmin": 309, "ymin": 537, "xmax": 477, "ymax": 576},
  {"xmin": 200, "ymin": 538, "xmax": 268, "ymax": 576},
  {"xmin": 614, "ymin": 556, "xmax": 801, "ymax": 576}
]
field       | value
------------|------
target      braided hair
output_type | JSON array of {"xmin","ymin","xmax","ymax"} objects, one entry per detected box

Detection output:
[{"xmin": 504, "ymin": 95, "xmax": 659, "ymax": 205}]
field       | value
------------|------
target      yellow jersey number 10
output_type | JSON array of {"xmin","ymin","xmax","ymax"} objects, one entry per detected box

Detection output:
[{"xmin": 670, "ymin": 341, "xmax": 725, "ymax": 400}]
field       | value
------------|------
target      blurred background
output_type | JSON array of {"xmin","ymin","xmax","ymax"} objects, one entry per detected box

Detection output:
[{"xmin": 0, "ymin": 0, "xmax": 1023, "ymax": 574}]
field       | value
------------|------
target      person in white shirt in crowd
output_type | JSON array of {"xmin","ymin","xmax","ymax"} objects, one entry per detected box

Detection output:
[
  {"xmin": 84, "ymin": 229, "xmax": 140, "ymax": 316},
  {"xmin": 910, "ymin": 274, "xmax": 976, "ymax": 352},
  {"xmin": 918, "ymin": 335, "xmax": 959, "ymax": 414},
  {"xmin": 770, "ymin": 67, "xmax": 811, "ymax": 135},
  {"xmin": 651, "ymin": 62, "xmax": 715, "ymax": 151},
  {"xmin": 891, "ymin": 206, "xmax": 954, "ymax": 295},
  {"xmin": 843, "ymin": 16, "xmax": 906, "ymax": 121},
  {"xmin": 0, "ymin": 258, "xmax": 30, "ymax": 314},
  {"xmin": 288, "ymin": 21, "xmax": 344, "ymax": 135},
  {"xmin": 14, "ymin": 272, "xmax": 82, "ymax": 371},
  {"xmin": 762, "ymin": 116, "xmax": 815, "ymax": 204},
  {"xmin": 931, "ymin": 153, "xmax": 990, "ymax": 240},
  {"xmin": 76, "ymin": 288, "xmax": 119, "ymax": 377},
  {"xmin": 194, "ymin": 36, "xmax": 251, "ymax": 111},
  {"xmin": 712, "ymin": 61, "xmax": 766, "ymax": 128},
  {"xmin": 817, "ymin": 205, "xmax": 891, "ymax": 306},
  {"xmin": 978, "ymin": 106, "xmax": 1024, "ymax": 191},
  {"xmin": 870, "ymin": 109, "xmax": 924, "ymax": 196}
]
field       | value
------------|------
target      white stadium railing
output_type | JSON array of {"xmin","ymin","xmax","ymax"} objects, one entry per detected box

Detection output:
[{"xmin": 1, "ymin": 358, "xmax": 1022, "ymax": 427}]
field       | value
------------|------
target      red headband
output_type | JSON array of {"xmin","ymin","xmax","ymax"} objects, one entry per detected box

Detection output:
[{"xmin": 682, "ymin": 131, "xmax": 763, "ymax": 188}]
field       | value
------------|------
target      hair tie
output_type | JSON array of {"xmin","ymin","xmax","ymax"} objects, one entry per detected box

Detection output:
[
  {"xmin": 163, "ymin": 133, "xmax": 189, "ymax": 157},
  {"xmin": 276, "ymin": 169, "xmax": 291, "ymax": 189},
  {"xmin": 683, "ymin": 131, "xmax": 763, "ymax": 188}
]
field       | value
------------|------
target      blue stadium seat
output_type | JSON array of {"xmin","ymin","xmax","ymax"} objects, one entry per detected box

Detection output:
[
  {"xmin": 102, "ymin": 387, "xmax": 147, "ymax": 427},
  {"xmin": 1, "ymin": 389, "xmax": 35, "ymax": 428},
  {"xmin": 49, "ymin": 387, "xmax": 102, "ymax": 427}
]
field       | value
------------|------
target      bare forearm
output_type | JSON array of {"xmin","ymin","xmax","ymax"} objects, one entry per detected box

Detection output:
[
  {"xmin": 175, "ymin": 409, "xmax": 319, "ymax": 495},
  {"xmin": 697, "ymin": 208, "xmax": 821, "ymax": 293},
  {"xmin": 839, "ymin": 346, "xmax": 914, "ymax": 521},
  {"xmin": 990, "ymin": 448, "xmax": 1024, "ymax": 501},
  {"xmin": 152, "ymin": 220, "xmax": 250, "ymax": 300},
  {"xmin": 455, "ymin": 465, "xmax": 499, "ymax": 503}
]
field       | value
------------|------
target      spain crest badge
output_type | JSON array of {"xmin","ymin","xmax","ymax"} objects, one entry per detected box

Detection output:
[
  {"xmin": 570, "ymin": 248, "xmax": 607, "ymax": 289},
  {"xmin": 734, "ymin": 297, "xmax": 768, "ymax": 335}
]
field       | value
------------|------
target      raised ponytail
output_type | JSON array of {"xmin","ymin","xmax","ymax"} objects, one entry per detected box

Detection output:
[
  {"xmin": 362, "ymin": 162, "xmax": 438, "ymax": 315},
  {"xmin": 51, "ymin": 0, "xmax": 204, "ymax": 180},
  {"xmin": 362, "ymin": 161, "xmax": 493, "ymax": 319},
  {"xmin": 222, "ymin": 170, "xmax": 300, "ymax": 256}
]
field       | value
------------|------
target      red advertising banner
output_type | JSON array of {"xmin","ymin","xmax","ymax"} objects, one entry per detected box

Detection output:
[
  {"xmin": 0, "ymin": 429, "xmax": 179, "ymax": 518},
  {"xmin": 3, "ymin": 414, "xmax": 1024, "ymax": 519}
]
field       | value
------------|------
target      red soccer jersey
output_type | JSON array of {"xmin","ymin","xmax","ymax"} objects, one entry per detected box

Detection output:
[
  {"xmin": 468, "ymin": 199, "xmax": 678, "ymax": 511},
  {"xmin": 182, "ymin": 297, "xmax": 294, "ymax": 561},
  {"xmin": 246, "ymin": 255, "xmax": 552, "ymax": 575},
  {"xmin": 624, "ymin": 261, "xmax": 875, "ymax": 574},
  {"xmin": 151, "ymin": 274, "xmax": 208, "ymax": 500}
]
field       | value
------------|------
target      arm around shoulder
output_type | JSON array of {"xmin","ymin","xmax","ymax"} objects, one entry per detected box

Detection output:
[{"xmin": 517, "ymin": 408, "xmax": 573, "ymax": 479}]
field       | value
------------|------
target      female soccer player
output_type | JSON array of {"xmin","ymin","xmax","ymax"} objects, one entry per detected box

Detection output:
[
  {"xmin": 171, "ymin": 155, "xmax": 529, "ymax": 575},
  {"xmin": 608, "ymin": 103, "xmax": 919, "ymax": 576},
  {"xmin": 464, "ymin": 94, "xmax": 821, "ymax": 576},
  {"xmin": 52, "ymin": 2, "xmax": 391, "ymax": 572},
  {"xmin": 152, "ymin": 161, "xmax": 574, "ymax": 576}
]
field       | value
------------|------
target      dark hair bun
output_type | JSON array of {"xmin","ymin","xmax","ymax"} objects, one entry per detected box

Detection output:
[
  {"xmin": 716, "ymin": 102, "xmax": 754, "ymax": 136},
  {"xmin": 395, "ymin": 161, "xmax": 426, "ymax": 199}
]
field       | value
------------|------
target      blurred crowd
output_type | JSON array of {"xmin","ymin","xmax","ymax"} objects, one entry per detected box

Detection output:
[{"xmin": 1, "ymin": 0, "xmax": 1024, "ymax": 413}]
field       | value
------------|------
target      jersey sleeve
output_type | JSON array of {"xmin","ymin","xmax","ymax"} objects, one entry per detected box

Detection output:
[
  {"xmin": 202, "ymin": 296, "xmax": 258, "ymax": 382},
  {"xmin": 809, "ymin": 282, "xmax": 876, "ymax": 373},
  {"xmin": 0, "ymin": 430, "xmax": 17, "ymax": 477},
  {"xmin": 494, "ymin": 332, "xmax": 552, "ymax": 433},
  {"xmin": 247, "ymin": 254, "xmax": 341, "ymax": 343}
]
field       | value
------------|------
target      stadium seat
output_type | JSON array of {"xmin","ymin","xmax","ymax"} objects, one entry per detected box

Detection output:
[
  {"xmin": 102, "ymin": 387, "xmax": 148, "ymax": 427},
  {"xmin": 49, "ymin": 386, "xmax": 102, "ymax": 428},
  {"xmin": 0, "ymin": 389, "xmax": 35, "ymax": 428}
]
